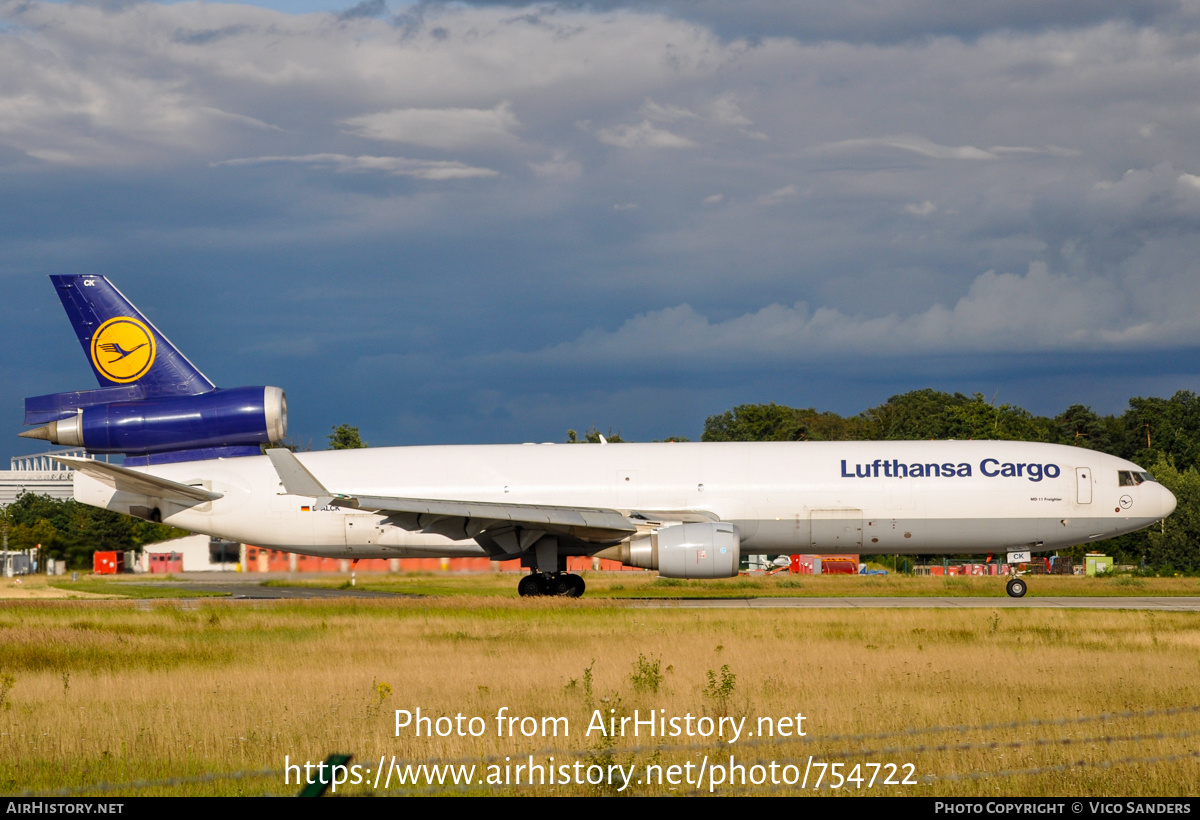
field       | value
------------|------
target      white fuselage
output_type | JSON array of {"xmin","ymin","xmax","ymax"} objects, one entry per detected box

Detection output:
[{"xmin": 75, "ymin": 440, "xmax": 1176, "ymax": 559}]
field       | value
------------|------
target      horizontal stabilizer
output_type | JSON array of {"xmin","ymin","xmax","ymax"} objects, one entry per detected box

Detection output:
[{"xmin": 52, "ymin": 455, "xmax": 223, "ymax": 504}]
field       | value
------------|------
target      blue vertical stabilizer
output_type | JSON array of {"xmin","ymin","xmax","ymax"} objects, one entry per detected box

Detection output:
[{"xmin": 50, "ymin": 275, "xmax": 215, "ymax": 397}]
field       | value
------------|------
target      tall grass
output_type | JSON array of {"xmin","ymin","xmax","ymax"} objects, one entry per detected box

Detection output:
[
  {"xmin": 267, "ymin": 571, "xmax": 1200, "ymax": 598},
  {"xmin": 0, "ymin": 598, "xmax": 1196, "ymax": 796}
]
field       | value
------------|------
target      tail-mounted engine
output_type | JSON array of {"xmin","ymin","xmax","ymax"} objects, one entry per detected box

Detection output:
[
  {"xmin": 20, "ymin": 275, "xmax": 288, "ymax": 465},
  {"xmin": 606, "ymin": 522, "xmax": 741, "ymax": 579},
  {"xmin": 21, "ymin": 386, "xmax": 286, "ymax": 464}
]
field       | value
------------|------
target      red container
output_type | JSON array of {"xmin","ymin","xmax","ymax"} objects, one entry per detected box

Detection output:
[{"xmin": 93, "ymin": 551, "xmax": 124, "ymax": 574}]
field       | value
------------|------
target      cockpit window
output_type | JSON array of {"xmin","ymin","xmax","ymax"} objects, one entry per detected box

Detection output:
[{"xmin": 1118, "ymin": 470, "xmax": 1156, "ymax": 486}]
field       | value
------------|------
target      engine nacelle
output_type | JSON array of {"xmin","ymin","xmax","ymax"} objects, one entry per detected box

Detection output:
[
  {"xmin": 21, "ymin": 386, "xmax": 286, "ymax": 456},
  {"xmin": 611, "ymin": 522, "xmax": 741, "ymax": 579}
]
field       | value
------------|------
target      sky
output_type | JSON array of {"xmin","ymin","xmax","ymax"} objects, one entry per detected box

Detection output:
[{"xmin": 3, "ymin": 0, "xmax": 1200, "ymax": 462}]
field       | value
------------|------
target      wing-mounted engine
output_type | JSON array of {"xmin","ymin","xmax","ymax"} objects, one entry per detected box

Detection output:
[{"xmin": 603, "ymin": 522, "xmax": 741, "ymax": 579}]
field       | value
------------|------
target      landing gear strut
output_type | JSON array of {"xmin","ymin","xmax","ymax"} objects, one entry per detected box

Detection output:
[
  {"xmin": 518, "ymin": 571, "xmax": 585, "ymax": 598},
  {"xmin": 1006, "ymin": 577, "xmax": 1027, "ymax": 598}
]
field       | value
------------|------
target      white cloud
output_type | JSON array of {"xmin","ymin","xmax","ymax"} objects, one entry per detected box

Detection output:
[
  {"xmin": 905, "ymin": 200, "xmax": 937, "ymax": 215},
  {"xmin": 758, "ymin": 184, "xmax": 797, "ymax": 205},
  {"xmin": 1178, "ymin": 173, "xmax": 1200, "ymax": 192},
  {"xmin": 637, "ymin": 94, "xmax": 767, "ymax": 140},
  {"xmin": 212, "ymin": 153, "xmax": 499, "ymax": 179},
  {"xmin": 524, "ymin": 261, "xmax": 1200, "ymax": 367},
  {"xmin": 989, "ymin": 145, "xmax": 1079, "ymax": 157},
  {"xmin": 702, "ymin": 194, "xmax": 724, "ymax": 205},
  {"xmin": 529, "ymin": 151, "xmax": 582, "ymax": 181},
  {"xmin": 595, "ymin": 119, "xmax": 697, "ymax": 149},
  {"xmin": 0, "ymin": 1, "xmax": 721, "ymax": 167},
  {"xmin": 640, "ymin": 99, "xmax": 699, "ymax": 123},
  {"xmin": 818, "ymin": 134, "xmax": 998, "ymax": 160},
  {"xmin": 340, "ymin": 102, "xmax": 521, "ymax": 150}
]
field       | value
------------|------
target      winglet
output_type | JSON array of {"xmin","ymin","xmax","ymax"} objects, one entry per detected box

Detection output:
[{"xmin": 265, "ymin": 449, "xmax": 335, "ymax": 506}]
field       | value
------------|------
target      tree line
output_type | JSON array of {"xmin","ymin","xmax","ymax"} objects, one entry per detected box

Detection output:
[{"xmin": 0, "ymin": 494, "xmax": 185, "ymax": 569}]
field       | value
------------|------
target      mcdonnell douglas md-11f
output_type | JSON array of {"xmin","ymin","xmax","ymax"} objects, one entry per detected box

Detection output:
[{"xmin": 20, "ymin": 276, "xmax": 1176, "ymax": 597}]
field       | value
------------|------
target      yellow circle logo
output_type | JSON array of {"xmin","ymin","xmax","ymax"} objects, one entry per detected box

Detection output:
[{"xmin": 90, "ymin": 317, "xmax": 156, "ymax": 383}]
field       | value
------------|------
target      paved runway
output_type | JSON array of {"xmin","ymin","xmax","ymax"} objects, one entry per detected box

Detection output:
[
  {"xmin": 632, "ymin": 596, "xmax": 1200, "ymax": 611},
  {"xmin": 148, "ymin": 580, "xmax": 403, "ymax": 599}
]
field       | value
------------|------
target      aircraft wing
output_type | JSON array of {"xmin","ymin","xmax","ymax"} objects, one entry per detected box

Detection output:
[
  {"xmin": 52, "ymin": 455, "xmax": 223, "ymax": 504},
  {"xmin": 265, "ymin": 449, "xmax": 636, "ymax": 547}
]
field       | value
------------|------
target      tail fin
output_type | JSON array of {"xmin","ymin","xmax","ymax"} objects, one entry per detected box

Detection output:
[{"xmin": 50, "ymin": 275, "xmax": 215, "ymax": 397}]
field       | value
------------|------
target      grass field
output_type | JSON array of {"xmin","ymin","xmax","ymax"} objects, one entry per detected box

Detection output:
[
  {"xmin": 0, "ymin": 581, "xmax": 1197, "ymax": 797},
  {"xmin": 7, "ymin": 569, "xmax": 1199, "ymax": 600}
]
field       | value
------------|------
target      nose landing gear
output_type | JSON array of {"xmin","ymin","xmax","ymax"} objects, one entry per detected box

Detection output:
[
  {"xmin": 1006, "ymin": 577, "xmax": 1027, "ymax": 598},
  {"xmin": 518, "ymin": 571, "xmax": 586, "ymax": 598}
]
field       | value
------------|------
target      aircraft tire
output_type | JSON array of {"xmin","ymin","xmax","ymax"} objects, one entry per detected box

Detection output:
[
  {"xmin": 568, "ymin": 574, "xmax": 586, "ymax": 598},
  {"xmin": 1006, "ymin": 577, "xmax": 1027, "ymax": 598},
  {"xmin": 518, "ymin": 574, "xmax": 542, "ymax": 597}
]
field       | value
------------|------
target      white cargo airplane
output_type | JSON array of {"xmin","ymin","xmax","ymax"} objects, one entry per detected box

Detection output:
[{"xmin": 22, "ymin": 276, "xmax": 1177, "ymax": 598}]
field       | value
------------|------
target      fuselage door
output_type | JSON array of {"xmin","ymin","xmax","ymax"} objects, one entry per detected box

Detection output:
[{"xmin": 1076, "ymin": 467, "xmax": 1092, "ymax": 504}]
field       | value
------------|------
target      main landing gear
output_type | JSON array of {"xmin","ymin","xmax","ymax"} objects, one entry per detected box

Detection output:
[
  {"xmin": 1006, "ymin": 577, "xmax": 1028, "ymax": 598},
  {"xmin": 518, "ymin": 572, "xmax": 586, "ymax": 598}
]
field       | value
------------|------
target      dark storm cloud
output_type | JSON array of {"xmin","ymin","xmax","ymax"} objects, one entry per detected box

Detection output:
[
  {"xmin": 338, "ymin": 0, "xmax": 388, "ymax": 22},
  {"xmin": 448, "ymin": 0, "xmax": 1187, "ymax": 43},
  {"xmin": 1, "ymin": 0, "xmax": 1199, "ymax": 461}
]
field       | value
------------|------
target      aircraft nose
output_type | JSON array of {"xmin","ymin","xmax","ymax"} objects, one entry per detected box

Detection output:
[{"xmin": 1160, "ymin": 483, "xmax": 1177, "ymax": 519}]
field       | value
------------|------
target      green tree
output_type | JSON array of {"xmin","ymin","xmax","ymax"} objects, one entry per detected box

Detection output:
[
  {"xmin": 1120, "ymin": 392, "xmax": 1200, "ymax": 467},
  {"xmin": 856, "ymin": 390, "xmax": 1054, "ymax": 442},
  {"xmin": 1054, "ymin": 405, "xmax": 1115, "ymax": 451},
  {"xmin": 566, "ymin": 427, "xmax": 626, "ymax": 443},
  {"xmin": 260, "ymin": 436, "xmax": 309, "ymax": 454},
  {"xmin": 328, "ymin": 424, "xmax": 368, "ymax": 449},
  {"xmin": 703, "ymin": 403, "xmax": 801, "ymax": 441},
  {"xmin": 1141, "ymin": 454, "xmax": 1200, "ymax": 571},
  {"xmin": 1, "ymin": 492, "xmax": 187, "ymax": 569},
  {"xmin": 702, "ymin": 403, "xmax": 859, "ymax": 442}
]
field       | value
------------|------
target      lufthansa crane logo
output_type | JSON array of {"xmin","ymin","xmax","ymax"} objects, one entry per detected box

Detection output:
[{"xmin": 90, "ymin": 317, "xmax": 156, "ymax": 383}]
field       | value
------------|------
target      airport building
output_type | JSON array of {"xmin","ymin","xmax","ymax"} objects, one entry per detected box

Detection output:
[
  {"xmin": 140, "ymin": 533, "xmax": 242, "ymax": 573},
  {"xmin": 0, "ymin": 449, "xmax": 90, "ymax": 505}
]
